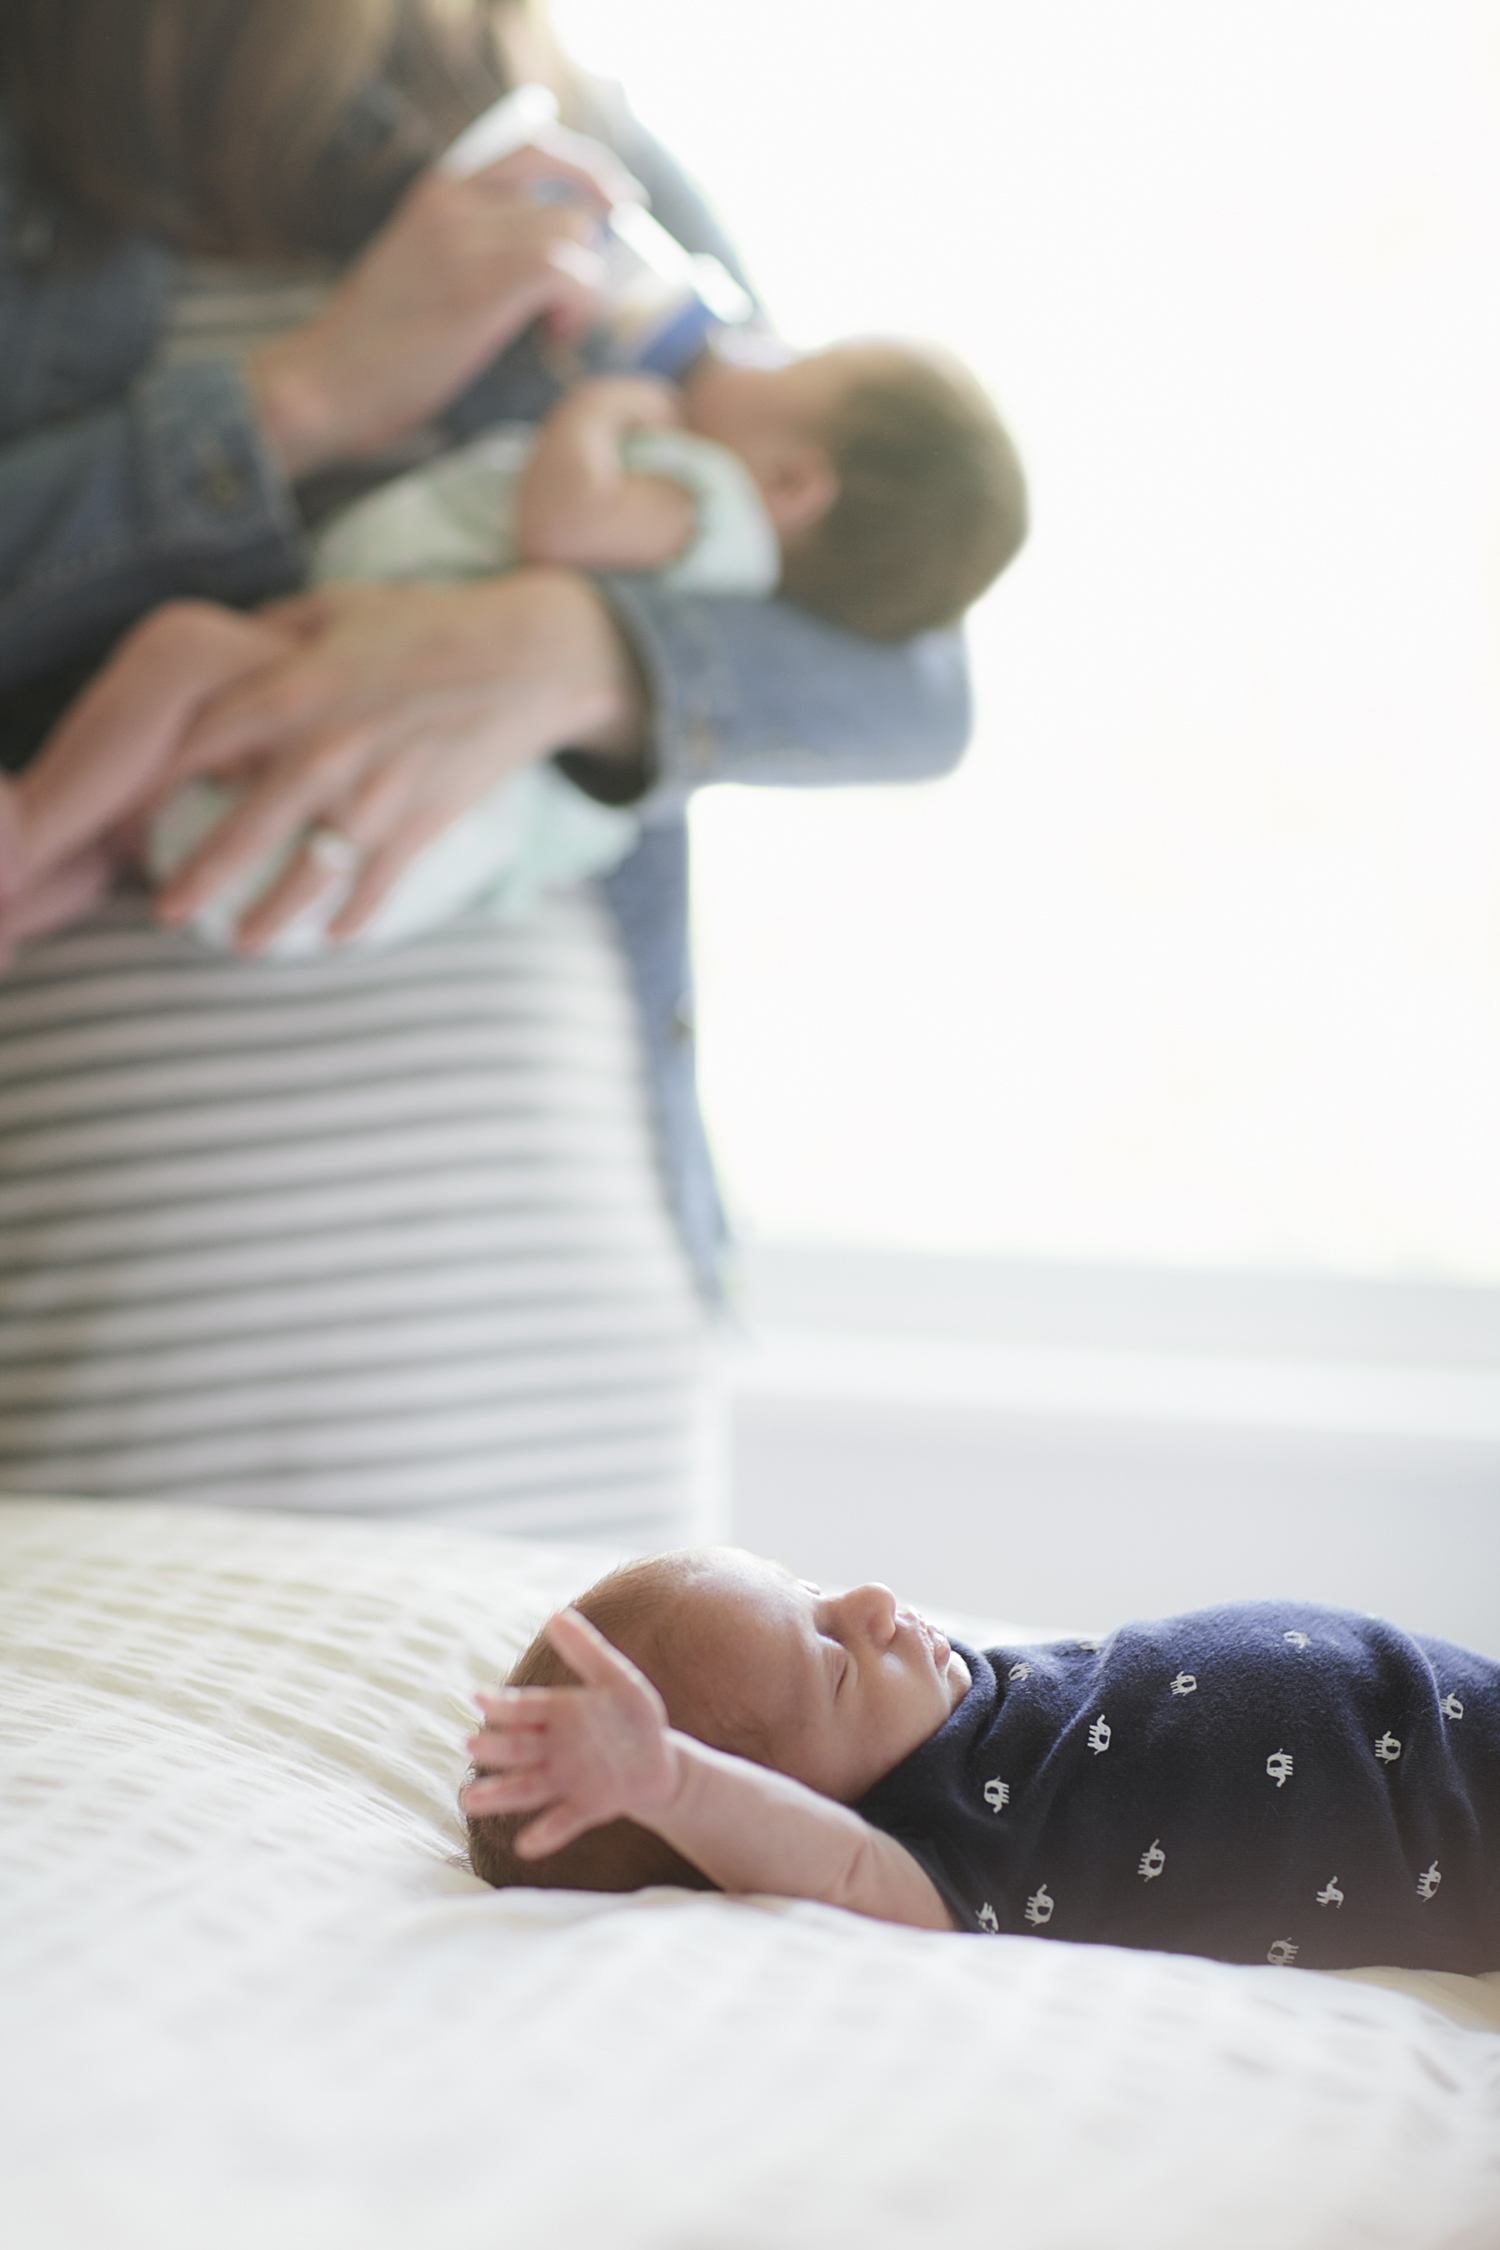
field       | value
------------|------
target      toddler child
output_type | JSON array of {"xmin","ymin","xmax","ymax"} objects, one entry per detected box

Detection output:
[
  {"xmin": 463, "ymin": 1546, "xmax": 1500, "ymax": 1973},
  {"xmin": 7, "ymin": 340, "xmax": 1026, "ymax": 955}
]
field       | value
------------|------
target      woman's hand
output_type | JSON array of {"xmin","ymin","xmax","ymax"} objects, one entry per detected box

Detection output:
[
  {"xmin": 0, "ymin": 771, "xmax": 123, "ymax": 966},
  {"xmin": 0, "ymin": 775, "xmax": 115, "ymax": 965},
  {"xmin": 0, "ymin": 839, "xmax": 121, "ymax": 970},
  {"xmin": 8, "ymin": 604, "xmax": 298, "ymax": 885},
  {"xmin": 0, "ymin": 601, "xmax": 299, "ymax": 965},
  {"xmin": 249, "ymin": 129, "xmax": 641, "ymax": 478},
  {"xmin": 154, "ymin": 571, "xmax": 644, "ymax": 951},
  {"xmin": 461, "ymin": 1610, "xmax": 682, "ymax": 1857}
]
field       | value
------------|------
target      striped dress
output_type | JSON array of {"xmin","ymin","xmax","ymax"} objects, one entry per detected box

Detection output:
[{"xmin": 0, "ymin": 886, "xmax": 716, "ymax": 1545}]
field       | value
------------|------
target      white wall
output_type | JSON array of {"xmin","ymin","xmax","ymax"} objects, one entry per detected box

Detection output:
[
  {"xmin": 555, "ymin": 0, "xmax": 1500, "ymax": 1281},
  {"xmin": 728, "ymin": 1249, "xmax": 1500, "ymax": 1653}
]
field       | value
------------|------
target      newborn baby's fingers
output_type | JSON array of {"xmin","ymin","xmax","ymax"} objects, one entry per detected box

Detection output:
[
  {"xmin": 466, "ymin": 1725, "xmax": 549, "ymax": 1772},
  {"xmin": 510, "ymin": 1803, "xmax": 597, "ymax": 1859},
  {"xmin": 460, "ymin": 1768, "xmax": 557, "ymax": 1815},
  {"xmin": 472, "ymin": 1687, "xmax": 553, "ymax": 1732}
]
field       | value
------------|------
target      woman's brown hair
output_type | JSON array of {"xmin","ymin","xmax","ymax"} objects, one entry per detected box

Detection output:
[{"xmin": 0, "ymin": 0, "xmax": 563, "ymax": 258}]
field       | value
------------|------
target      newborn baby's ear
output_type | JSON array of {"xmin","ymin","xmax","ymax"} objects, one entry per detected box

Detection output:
[{"xmin": 759, "ymin": 446, "xmax": 837, "ymax": 542}]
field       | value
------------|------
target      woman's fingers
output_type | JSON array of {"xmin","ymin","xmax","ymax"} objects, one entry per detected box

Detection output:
[
  {"xmin": 226, "ymin": 839, "xmax": 346, "ymax": 954},
  {"xmin": 217, "ymin": 761, "xmax": 442, "ymax": 949},
  {"xmin": 255, "ymin": 591, "xmax": 336, "ymax": 639},
  {"xmin": 11, "ymin": 605, "xmax": 292, "ymax": 884},
  {"xmin": 457, "ymin": 206, "xmax": 606, "ymax": 337},
  {"xmin": 0, "ymin": 842, "xmax": 118, "ymax": 967},
  {"xmin": 155, "ymin": 726, "xmax": 369, "ymax": 926},
  {"xmin": 321, "ymin": 801, "xmax": 454, "ymax": 940},
  {"xmin": 471, "ymin": 129, "xmax": 642, "ymax": 215},
  {"xmin": 463, "ymin": 193, "xmax": 599, "ymax": 269},
  {"xmin": 171, "ymin": 660, "xmax": 327, "ymax": 782},
  {"xmin": 171, "ymin": 583, "xmax": 461, "ymax": 778},
  {"xmin": 541, "ymin": 234, "xmax": 608, "ymax": 294}
]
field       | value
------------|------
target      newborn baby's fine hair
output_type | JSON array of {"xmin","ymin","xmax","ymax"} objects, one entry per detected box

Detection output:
[
  {"xmin": 784, "ymin": 346, "xmax": 1028, "ymax": 640},
  {"xmin": 466, "ymin": 1556, "xmax": 717, "ymax": 1896}
]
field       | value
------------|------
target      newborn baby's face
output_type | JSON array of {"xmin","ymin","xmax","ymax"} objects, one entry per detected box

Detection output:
[{"xmin": 666, "ymin": 1549, "xmax": 971, "ymax": 1804}]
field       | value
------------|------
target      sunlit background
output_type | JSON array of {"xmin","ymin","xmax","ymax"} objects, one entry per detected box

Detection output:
[
  {"xmin": 557, "ymin": 0, "xmax": 1500, "ymax": 1280},
  {"xmin": 555, "ymin": 0, "xmax": 1500, "ymax": 1645}
]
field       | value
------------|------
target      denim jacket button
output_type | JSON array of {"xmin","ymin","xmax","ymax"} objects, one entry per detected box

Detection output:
[{"xmin": 200, "ymin": 461, "xmax": 249, "ymax": 512}]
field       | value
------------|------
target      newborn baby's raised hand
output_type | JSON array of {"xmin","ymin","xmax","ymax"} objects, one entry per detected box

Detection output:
[
  {"xmin": 463, "ymin": 1568, "xmax": 958, "ymax": 1928},
  {"xmin": 464, "ymin": 1608, "xmax": 681, "ymax": 1858}
]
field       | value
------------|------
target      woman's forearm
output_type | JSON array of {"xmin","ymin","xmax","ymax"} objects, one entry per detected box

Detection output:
[
  {"xmin": 0, "ymin": 361, "xmax": 302, "ymax": 695},
  {"xmin": 594, "ymin": 578, "xmax": 973, "ymax": 811},
  {"xmin": 642, "ymin": 1734, "xmax": 954, "ymax": 1930}
]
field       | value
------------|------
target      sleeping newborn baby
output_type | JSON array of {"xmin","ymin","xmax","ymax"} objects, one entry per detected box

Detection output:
[
  {"xmin": 11, "ymin": 341, "xmax": 1025, "ymax": 957},
  {"xmin": 463, "ymin": 1547, "xmax": 1500, "ymax": 1973}
]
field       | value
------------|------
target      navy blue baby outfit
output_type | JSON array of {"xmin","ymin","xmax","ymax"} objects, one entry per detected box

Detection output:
[{"xmin": 856, "ymin": 1603, "xmax": 1499, "ymax": 1970}]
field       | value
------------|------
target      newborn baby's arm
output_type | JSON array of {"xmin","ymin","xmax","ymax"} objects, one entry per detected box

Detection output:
[
  {"xmin": 517, "ymin": 376, "xmax": 696, "ymax": 570},
  {"xmin": 464, "ymin": 1608, "xmax": 954, "ymax": 1930},
  {"xmin": 647, "ymin": 1732, "xmax": 955, "ymax": 1929}
]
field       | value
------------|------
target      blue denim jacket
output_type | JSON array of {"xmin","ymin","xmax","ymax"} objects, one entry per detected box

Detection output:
[{"xmin": 0, "ymin": 96, "xmax": 971, "ymax": 1294}]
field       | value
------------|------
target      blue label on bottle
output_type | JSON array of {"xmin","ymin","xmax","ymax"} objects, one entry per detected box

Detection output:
[{"xmin": 624, "ymin": 298, "xmax": 721, "ymax": 379}]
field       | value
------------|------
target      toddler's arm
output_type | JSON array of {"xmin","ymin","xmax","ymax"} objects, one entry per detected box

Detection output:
[
  {"xmin": 517, "ymin": 377, "xmax": 697, "ymax": 571},
  {"xmin": 463, "ymin": 1608, "xmax": 955, "ymax": 1930}
]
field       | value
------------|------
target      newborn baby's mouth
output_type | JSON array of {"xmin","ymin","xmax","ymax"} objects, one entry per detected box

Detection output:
[{"xmin": 904, "ymin": 1607, "xmax": 953, "ymax": 1672}]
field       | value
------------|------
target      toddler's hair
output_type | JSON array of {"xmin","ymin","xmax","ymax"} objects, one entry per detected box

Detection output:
[
  {"xmin": 782, "ymin": 345, "xmax": 1028, "ymax": 640},
  {"xmin": 466, "ymin": 1556, "xmax": 717, "ymax": 1897}
]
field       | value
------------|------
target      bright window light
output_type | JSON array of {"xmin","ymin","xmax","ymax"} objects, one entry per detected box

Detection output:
[{"xmin": 556, "ymin": 0, "xmax": 1500, "ymax": 1280}]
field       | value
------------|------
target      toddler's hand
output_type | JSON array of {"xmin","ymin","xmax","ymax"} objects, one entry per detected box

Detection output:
[{"xmin": 461, "ymin": 1608, "xmax": 681, "ymax": 1857}]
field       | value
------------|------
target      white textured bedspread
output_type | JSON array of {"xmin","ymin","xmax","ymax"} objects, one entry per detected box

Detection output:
[{"xmin": 3, "ymin": 1500, "xmax": 1498, "ymax": 2250}]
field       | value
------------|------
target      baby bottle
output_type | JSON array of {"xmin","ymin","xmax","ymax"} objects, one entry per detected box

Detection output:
[{"xmin": 440, "ymin": 86, "xmax": 754, "ymax": 381}]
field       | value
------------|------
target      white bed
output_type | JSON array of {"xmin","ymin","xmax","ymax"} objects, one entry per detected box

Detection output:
[{"xmin": 3, "ymin": 1500, "xmax": 1498, "ymax": 2250}]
